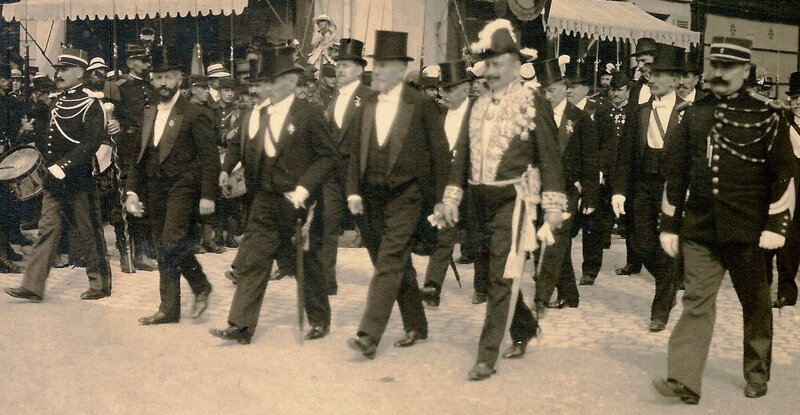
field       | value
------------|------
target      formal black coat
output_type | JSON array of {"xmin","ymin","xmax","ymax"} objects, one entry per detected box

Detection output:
[
  {"xmin": 556, "ymin": 102, "xmax": 600, "ymax": 211},
  {"xmin": 614, "ymin": 94, "xmax": 685, "ymax": 198},
  {"xmin": 347, "ymin": 86, "xmax": 450, "ymax": 205},
  {"xmin": 594, "ymin": 103, "xmax": 632, "ymax": 188},
  {"xmin": 659, "ymin": 90, "xmax": 798, "ymax": 245},
  {"xmin": 223, "ymin": 96, "xmax": 337, "ymax": 198},
  {"xmin": 324, "ymin": 82, "xmax": 376, "ymax": 185},
  {"xmin": 127, "ymin": 94, "xmax": 220, "ymax": 201}
]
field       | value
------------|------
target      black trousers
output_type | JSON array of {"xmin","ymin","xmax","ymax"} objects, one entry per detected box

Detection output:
[
  {"xmin": 632, "ymin": 175, "xmax": 682, "ymax": 323},
  {"xmin": 464, "ymin": 188, "xmax": 490, "ymax": 295},
  {"xmin": 145, "ymin": 174, "xmax": 211, "ymax": 319},
  {"xmin": 226, "ymin": 191, "xmax": 330, "ymax": 336},
  {"xmin": 618, "ymin": 195, "xmax": 642, "ymax": 267},
  {"xmin": 767, "ymin": 215, "xmax": 800, "ymax": 304},
  {"xmin": 318, "ymin": 173, "xmax": 346, "ymax": 293},
  {"xmin": 423, "ymin": 225, "xmax": 458, "ymax": 289},
  {"xmin": 356, "ymin": 182, "xmax": 427, "ymax": 343},
  {"xmin": 574, "ymin": 184, "xmax": 614, "ymax": 278},
  {"xmin": 534, "ymin": 215, "xmax": 579, "ymax": 306},
  {"xmin": 21, "ymin": 186, "xmax": 111, "ymax": 296},
  {"xmin": 470, "ymin": 185, "xmax": 538, "ymax": 367},
  {"xmin": 668, "ymin": 240, "xmax": 772, "ymax": 395}
]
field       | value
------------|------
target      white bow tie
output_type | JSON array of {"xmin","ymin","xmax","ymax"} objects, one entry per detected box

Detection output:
[{"xmin": 652, "ymin": 100, "xmax": 670, "ymax": 110}]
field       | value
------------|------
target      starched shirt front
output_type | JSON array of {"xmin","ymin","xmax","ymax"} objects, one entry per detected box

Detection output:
[
  {"xmin": 444, "ymin": 98, "xmax": 469, "ymax": 150},
  {"xmin": 153, "ymin": 91, "xmax": 180, "ymax": 146},
  {"xmin": 375, "ymin": 83, "xmax": 403, "ymax": 147},
  {"xmin": 334, "ymin": 80, "xmax": 361, "ymax": 128}
]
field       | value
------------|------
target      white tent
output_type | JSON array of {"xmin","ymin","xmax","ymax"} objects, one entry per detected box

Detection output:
[{"xmin": 2, "ymin": 0, "xmax": 247, "ymax": 21}]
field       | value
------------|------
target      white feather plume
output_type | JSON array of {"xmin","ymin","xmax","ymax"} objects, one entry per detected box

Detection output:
[
  {"xmin": 558, "ymin": 55, "xmax": 571, "ymax": 66},
  {"xmin": 469, "ymin": 61, "xmax": 486, "ymax": 78},
  {"xmin": 423, "ymin": 65, "xmax": 440, "ymax": 78},
  {"xmin": 605, "ymin": 62, "xmax": 615, "ymax": 72},
  {"xmin": 520, "ymin": 48, "xmax": 538, "ymax": 62},
  {"xmin": 470, "ymin": 19, "xmax": 516, "ymax": 54}
]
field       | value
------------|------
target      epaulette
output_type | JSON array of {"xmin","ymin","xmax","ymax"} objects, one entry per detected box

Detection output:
[
  {"xmin": 747, "ymin": 89, "xmax": 789, "ymax": 111},
  {"xmin": 82, "ymin": 88, "xmax": 105, "ymax": 99},
  {"xmin": 48, "ymin": 92, "xmax": 60, "ymax": 99}
]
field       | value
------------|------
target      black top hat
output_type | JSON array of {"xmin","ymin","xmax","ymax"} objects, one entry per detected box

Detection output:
[
  {"xmin": 438, "ymin": 60, "xmax": 473, "ymax": 89},
  {"xmin": 707, "ymin": 36, "xmax": 752, "ymax": 63},
  {"xmin": 0, "ymin": 64, "xmax": 10, "ymax": 79},
  {"xmin": 565, "ymin": 61, "xmax": 593, "ymax": 85},
  {"xmin": 632, "ymin": 37, "xmax": 658, "ymax": 57},
  {"xmin": 786, "ymin": 72, "xmax": 800, "ymax": 96},
  {"xmin": 533, "ymin": 58, "xmax": 564, "ymax": 87},
  {"xmin": 682, "ymin": 54, "xmax": 699, "ymax": 74},
  {"xmin": 53, "ymin": 48, "xmax": 90, "ymax": 69},
  {"xmin": 367, "ymin": 31, "xmax": 414, "ymax": 62},
  {"xmin": 609, "ymin": 72, "xmax": 630, "ymax": 89},
  {"xmin": 335, "ymin": 38, "xmax": 367, "ymax": 66},
  {"xmin": 256, "ymin": 46, "xmax": 304, "ymax": 82},
  {"xmin": 125, "ymin": 44, "xmax": 151, "ymax": 61},
  {"xmin": 150, "ymin": 47, "xmax": 185, "ymax": 73},
  {"xmin": 650, "ymin": 44, "xmax": 686, "ymax": 72}
]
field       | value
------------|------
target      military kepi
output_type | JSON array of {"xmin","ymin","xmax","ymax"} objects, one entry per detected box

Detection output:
[
  {"xmin": 368, "ymin": 31, "xmax": 414, "ymax": 61},
  {"xmin": 707, "ymin": 36, "xmax": 752, "ymax": 63},
  {"xmin": 54, "ymin": 48, "xmax": 89, "ymax": 69}
]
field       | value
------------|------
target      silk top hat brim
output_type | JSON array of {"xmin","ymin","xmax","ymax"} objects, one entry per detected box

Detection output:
[
  {"xmin": 367, "ymin": 30, "xmax": 414, "ymax": 61},
  {"xmin": 438, "ymin": 60, "xmax": 473, "ymax": 89}
]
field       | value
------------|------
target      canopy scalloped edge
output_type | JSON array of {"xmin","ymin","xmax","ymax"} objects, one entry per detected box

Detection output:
[{"xmin": 1, "ymin": 1, "xmax": 248, "ymax": 22}]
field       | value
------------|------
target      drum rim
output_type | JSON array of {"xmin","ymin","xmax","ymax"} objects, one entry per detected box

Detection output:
[{"xmin": 0, "ymin": 145, "xmax": 44, "ymax": 182}]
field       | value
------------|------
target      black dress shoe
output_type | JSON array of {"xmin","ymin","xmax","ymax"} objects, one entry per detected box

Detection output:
[
  {"xmin": 472, "ymin": 291, "xmax": 488, "ymax": 304},
  {"xmin": 224, "ymin": 270, "xmax": 239, "ymax": 285},
  {"xmin": 4, "ymin": 287, "xmax": 42, "ymax": 302},
  {"xmin": 133, "ymin": 254, "xmax": 158, "ymax": 272},
  {"xmin": 772, "ymin": 297, "xmax": 796, "ymax": 309},
  {"xmin": 304, "ymin": 326, "xmax": 330, "ymax": 340},
  {"xmin": 393, "ymin": 330, "xmax": 428, "ymax": 347},
  {"xmin": 0, "ymin": 257, "xmax": 23, "ymax": 274},
  {"xmin": 615, "ymin": 264, "xmax": 642, "ymax": 275},
  {"xmin": 209, "ymin": 326, "xmax": 252, "ymax": 344},
  {"xmin": 80, "ymin": 288, "xmax": 110, "ymax": 300},
  {"xmin": 547, "ymin": 299, "xmax": 578, "ymax": 309},
  {"xmin": 191, "ymin": 287, "xmax": 212, "ymax": 319},
  {"xmin": 579, "ymin": 275, "xmax": 596, "ymax": 285},
  {"xmin": 139, "ymin": 311, "xmax": 179, "ymax": 325},
  {"xmin": 5, "ymin": 247, "xmax": 23, "ymax": 262},
  {"xmin": 652, "ymin": 378, "xmax": 700, "ymax": 405},
  {"xmin": 502, "ymin": 340, "xmax": 529, "ymax": 359},
  {"xmin": 347, "ymin": 335, "xmax": 377, "ymax": 359},
  {"xmin": 225, "ymin": 237, "xmax": 239, "ymax": 248},
  {"xmin": 420, "ymin": 286, "xmax": 440, "ymax": 307},
  {"xmin": 455, "ymin": 254, "xmax": 474, "ymax": 265},
  {"xmin": 468, "ymin": 362, "xmax": 496, "ymax": 381},
  {"xmin": 744, "ymin": 382, "xmax": 767, "ymax": 398},
  {"xmin": 649, "ymin": 320, "xmax": 666, "ymax": 332}
]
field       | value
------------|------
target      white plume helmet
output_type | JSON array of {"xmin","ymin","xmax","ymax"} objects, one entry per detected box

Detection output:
[
  {"xmin": 423, "ymin": 64, "xmax": 441, "ymax": 78},
  {"xmin": 558, "ymin": 55, "xmax": 571, "ymax": 76},
  {"xmin": 520, "ymin": 48, "xmax": 538, "ymax": 62},
  {"xmin": 520, "ymin": 62, "xmax": 535, "ymax": 80},
  {"xmin": 469, "ymin": 60, "xmax": 486, "ymax": 78},
  {"xmin": 470, "ymin": 19, "xmax": 516, "ymax": 55},
  {"xmin": 605, "ymin": 62, "xmax": 616, "ymax": 73}
]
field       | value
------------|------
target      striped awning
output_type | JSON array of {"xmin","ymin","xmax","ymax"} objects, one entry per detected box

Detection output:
[{"xmin": 2, "ymin": 0, "xmax": 247, "ymax": 21}]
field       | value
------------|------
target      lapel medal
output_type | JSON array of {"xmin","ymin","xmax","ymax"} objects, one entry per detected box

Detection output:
[
  {"xmin": 288, "ymin": 123, "xmax": 295, "ymax": 135},
  {"xmin": 354, "ymin": 96, "xmax": 361, "ymax": 107},
  {"xmin": 565, "ymin": 120, "xmax": 574, "ymax": 134},
  {"xmin": 168, "ymin": 119, "xmax": 175, "ymax": 128}
]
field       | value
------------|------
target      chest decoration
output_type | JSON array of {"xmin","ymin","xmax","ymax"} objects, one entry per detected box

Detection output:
[
  {"xmin": 709, "ymin": 101, "xmax": 779, "ymax": 164},
  {"xmin": 50, "ymin": 93, "xmax": 97, "ymax": 144}
]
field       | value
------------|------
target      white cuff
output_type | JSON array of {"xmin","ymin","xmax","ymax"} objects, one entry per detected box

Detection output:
[
  {"xmin": 347, "ymin": 195, "xmax": 362, "ymax": 203},
  {"xmin": 443, "ymin": 185, "xmax": 463, "ymax": 205},
  {"xmin": 294, "ymin": 185, "xmax": 309, "ymax": 202}
]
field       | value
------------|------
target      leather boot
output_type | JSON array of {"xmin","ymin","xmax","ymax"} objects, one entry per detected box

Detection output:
[
  {"xmin": 201, "ymin": 225, "xmax": 225, "ymax": 254},
  {"xmin": 133, "ymin": 248, "xmax": 158, "ymax": 271},
  {"xmin": 120, "ymin": 253, "xmax": 135, "ymax": 274}
]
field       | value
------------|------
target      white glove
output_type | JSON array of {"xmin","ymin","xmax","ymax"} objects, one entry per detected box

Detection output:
[
  {"xmin": 107, "ymin": 119, "xmax": 121, "ymax": 135},
  {"xmin": 659, "ymin": 232, "xmax": 679, "ymax": 258},
  {"xmin": 48, "ymin": 165, "xmax": 66, "ymax": 180},
  {"xmin": 611, "ymin": 194, "xmax": 626, "ymax": 218},
  {"xmin": 125, "ymin": 192, "xmax": 145, "ymax": 217},
  {"xmin": 285, "ymin": 186, "xmax": 309, "ymax": 209},
  {"xmin": 759, "ymin": 231, "xmax": 786, "ymax": 250},
  {"xmin": 348, "ymin": 195, "xmax": 363, "ymax": 215},
  {"xmin": 219, "ymin": 171, "xmax": 229, "ymax": 188},
  {"xmin": 537, "ymin": 222, "xmax": 556, "ymax": 246}
]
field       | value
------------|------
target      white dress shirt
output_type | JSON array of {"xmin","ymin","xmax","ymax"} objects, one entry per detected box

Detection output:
[
  {"xmin": 575, "ymin": 97, "xmax": 587, "ymax": 111},
  {"xmin": 638, "ymin": 83, "xmax": 652, "ymax": 104},
  {"xmin": 375, "ymin": 82, "xmax": 403, "ymax": 146},
  {"xmin": 334, "ymin": 80, "xmax": 360, "ymax": 128},
  {"xmin": 248, "ymin": 98, "xmax": 270, "ymax": 139},
  {"xmin": 683, "ymin": 88, "xmax": 697, "ymax": 103},
  {"xmin": 265, "ymin": 93, "xmax": 294, "ymax": 157},
  {"xmin": 647, "ymin": 90, "xmax": 677, "ymax": 149},
  {"xmin": 444, "ymin": 98, "xmax": 469, "ymax": 150},
  {"xmin": 552, "ymin": 99, "xmax": 567, "ymax": 128},
  {"xmin": 153, "ymin": 91, "xmax": 181, "ymax": 146}
]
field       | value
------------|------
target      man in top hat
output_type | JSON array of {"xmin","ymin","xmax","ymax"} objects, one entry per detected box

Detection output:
[
  {"xmin": 206, "ymin": 62, "xmax": 232, "ymax": 103},
  {"xmin": 653, "ymin": 37, "xmax": 797, "ymax": 403},
  {"xmin": 530, "ymin": 56, "xmax": 599, "ymax": 304},
  {"xmin": 5, "ymin": 48, "xmax": 113, "ymax": 302},
  {"xmin": 438, "ymin": 19, "xmax": 567, "ymax": 380},
  {"xmin": 419, "ymin": 59, "xmax": 479, "ymax": 307},
  {"xmin": 116, "ymin": 43, "xmax": 159, "ymax": 273},
  {"xmin": 210, "ymin": 46, "xmax": 337, "ymax": 344},
  {"xmin": 345, "ymin": 30, "xmax": 450, "ymax": 359},
  {"xmin": 124, "ymin": 47, "xmax": 219, "ymax": 325},
  {"xmin": 565, "ymin": 60, "xmax": 603, "ymax": 118},
  {"xmin": 612, "ymin": 43, "xmax": 687, "ymax": 332},
  {"xmin": 316, "ymin": 38, "xmax": 375, "ymax": 296},
  {"xmin": 630, "ymin": 37, "xmax": 658, "ymax": 105},
  {"xmin": 768, "ymin": 71, "xmax": 800, "ymax": 309}
]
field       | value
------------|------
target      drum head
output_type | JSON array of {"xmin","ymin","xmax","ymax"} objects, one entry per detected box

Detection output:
[{"xmin": 0, "ymin": 146, "xmax": 42, "ymax": 181}]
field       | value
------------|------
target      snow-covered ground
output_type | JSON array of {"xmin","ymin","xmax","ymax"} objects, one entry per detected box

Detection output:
[{"xmin": 1, "ymin": 230, "xmax": 799, "ymax": 414}]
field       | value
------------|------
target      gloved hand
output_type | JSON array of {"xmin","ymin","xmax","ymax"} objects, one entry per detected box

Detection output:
[
  {"xmin": 759, "ymin": 231, "xmax": 786, "ymax": 250},
  {"xmin": 219, "ymin": 171, "xmax": 229, "ymax": 188},
  {"xmin": 348, "ymin": 195, "xmax": 363, "ymax": 215},
  {"xmin": 285, "ymin": 186, "xmax": 309, "ymax": 209},
  {"xmin": 660, "ymin": 232, "xmax": 679, "ymax": 257},
  {"xmin": 543, "ymin": 211, "xmax": 563, "ymax": 230},
  {"xmin": 107, "ymin": 119, "xmax": 121, "ymax": 135},
  {"xmin": 611, "ymin": 194, "xmax": 626, "ymax": 217},
  {"xmin": 441, "ymin": 202, "xmax": 459, "ymax": 227},
  {"xmin": 48, "ymin": 165, "xmax": 66, "ymax": 180},
  {"xmin": 125, "ymin": 193, "xmax": 145, "ymax": 217},
  {"xmin": 199, "ymin": 198, "xmax": 215, "ymax": 216},
  {"xmin": 537, "ymin": 222, "xmax": 556, "ymax": 246}
]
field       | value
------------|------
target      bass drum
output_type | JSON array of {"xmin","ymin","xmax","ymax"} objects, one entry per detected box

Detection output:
[
  {"xmin": 219, "ymin": 148, "xmax": 247, "ymax": 199},
  {"xmin": 0, "ymin": 145, "xmax": 47, "ymax": 201}
]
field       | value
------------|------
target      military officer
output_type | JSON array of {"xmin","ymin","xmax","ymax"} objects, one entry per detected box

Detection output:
[
  {"xmin": 5, "ymin": 48, "xmax": 113, "ymax": 301},
  {"xmin": 653, "ymin": 37, "xmax": 797, "ymax": 403}
]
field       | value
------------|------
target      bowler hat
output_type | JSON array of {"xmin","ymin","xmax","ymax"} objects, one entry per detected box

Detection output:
[
  {"xmin": 438, "ymin": 60, "xmax": 473, "ymax": 89},
  {"xmin": 632, "ymin": 37, "xmax": 658, "ymax": 57},
  {"xmin": 256, "ymin": 46, "xmax": 304, "ymax": 82},
  {"xmin": 321, "ymin": 63, "xmax": 336, "ymax": 78},
  {"xmin": 218, "ymin": 78, "xmax": 237, "ymax": 89},
  {"xmin": 335, "ymin": 38, "xmax": 367, "ymax": 66},
  {"xmin": 53, "ymin": 48, "xmax": 90, "ymax": 69},
  {"xmin": 650, "ymin": 44, "xmax": 686, "ymax": 72},
  {"xmin": 533, "ymin": 57, "xmax": 564, "ymax": 88},
  {"xmin": 189, "ymin": 75, "xmax": 209, "ymax": 87},
  {"xmin": 786, "ymin": 72, "xmax": 800, "ymax": 97},
  {"xmin": 367, "ymin": 31, "xmax": 414, "ymax": 62}
]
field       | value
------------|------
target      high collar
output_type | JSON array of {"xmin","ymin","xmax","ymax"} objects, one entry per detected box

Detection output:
[
  {"xmin": 338, "ymin": 80, "xmax": 361, "ymax": 96},
  {"xmin": 269, "ymin": 92, "xmax": 294, "ymax": 113},
  {"xmin": 652, "ymin": 90, "xmax": 677, "ymax": 106},
  {"xmin": 378, "ymin": 82, "xmax": 403, "ymax": 102},
  {"xmin": 552, "ymin": 98, "xmax": 567, "ymax": 115}
]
